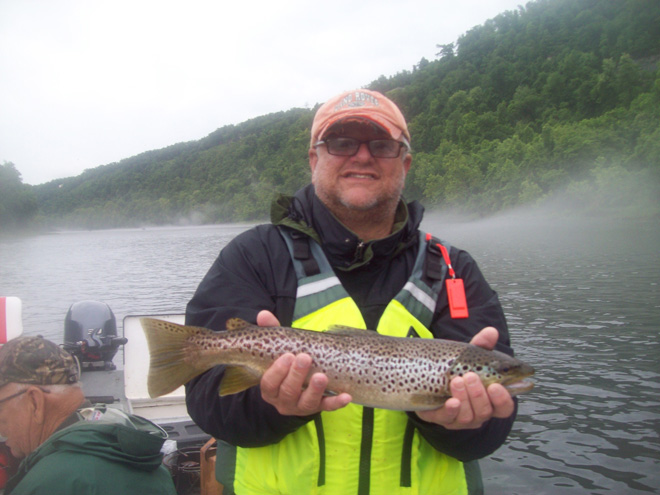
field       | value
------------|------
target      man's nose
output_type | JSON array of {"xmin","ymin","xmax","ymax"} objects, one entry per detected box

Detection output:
[{"xmin": 354, "ymin": 142, "xmax": 372, "ymax": 159}]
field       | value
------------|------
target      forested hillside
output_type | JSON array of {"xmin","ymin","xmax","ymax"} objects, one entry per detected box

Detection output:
[
  {"xmin": 3, "ymin": 0, "xmax": 659, "ymax": 231},
  {"xmin": 0, "ymin": 163, "xmax": 38, "ymax": 230}
]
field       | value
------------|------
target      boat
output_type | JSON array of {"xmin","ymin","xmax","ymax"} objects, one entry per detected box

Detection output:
[{"xmin": 0, "ymin": 296, "xmax": 219, "ymax": 495}]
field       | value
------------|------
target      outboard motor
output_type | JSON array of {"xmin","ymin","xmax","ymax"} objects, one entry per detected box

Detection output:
[{"xmin": 63, "ymin": 301, "xmax": 128, "ymax": 371}]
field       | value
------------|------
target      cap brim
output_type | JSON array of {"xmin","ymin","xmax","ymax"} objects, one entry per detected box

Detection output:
[{"xmin": 318, "ymin": 116, "xmax": 403, "ymax": 142}]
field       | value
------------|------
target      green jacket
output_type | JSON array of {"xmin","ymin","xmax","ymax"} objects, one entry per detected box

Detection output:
[{"xmin": 5, "ymin": 406, "xmax": 176, "ymax": 495}]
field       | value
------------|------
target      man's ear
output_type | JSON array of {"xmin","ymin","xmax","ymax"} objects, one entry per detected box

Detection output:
[
  {"xmin": 308, "ymin": 148, "xmax": 318, "ymax": 175},
  {"xmin": 25, "ymin": 386, "xmax": 47, "ymax": 425},
  {"xmin": 403, "ymin": 153, "xmax": 412, "ymax": 176}
]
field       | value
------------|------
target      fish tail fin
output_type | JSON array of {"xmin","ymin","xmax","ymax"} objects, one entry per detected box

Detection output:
[{"xmin": 140, "ymin": 317, "xmax": 206, "ymax": 398}]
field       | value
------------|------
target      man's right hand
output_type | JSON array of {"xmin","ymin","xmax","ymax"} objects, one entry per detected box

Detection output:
[{"xmin": 256, "ymin": 310, "xmax": 352, "ymax": 416}]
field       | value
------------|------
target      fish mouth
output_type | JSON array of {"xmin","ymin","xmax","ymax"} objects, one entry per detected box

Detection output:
[{"xmin": 503, "ymin": 379, "xmax": 535, "ymax": 396}]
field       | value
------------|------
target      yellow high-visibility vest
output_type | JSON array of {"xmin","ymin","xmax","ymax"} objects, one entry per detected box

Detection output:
[{"xmin": 217, "ymin": 231, "xmax": 472, "ymax": 495}]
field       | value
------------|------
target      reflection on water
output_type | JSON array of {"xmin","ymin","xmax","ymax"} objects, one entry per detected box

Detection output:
[
  {"xmin": 0, "ymin": 224, "xmax": 252, "ymax": 339},
  {"xmin": 422, "ymin": 211, "xmax": 660, "ymax": 494},
  {"xmin": 1, "ymin": 212, "xmax": 659, "ymax": 494}
]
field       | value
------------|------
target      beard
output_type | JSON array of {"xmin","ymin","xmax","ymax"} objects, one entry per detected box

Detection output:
[{"xmin": 313, "ymin": 167, "xmax": 406, "ymax": 229}]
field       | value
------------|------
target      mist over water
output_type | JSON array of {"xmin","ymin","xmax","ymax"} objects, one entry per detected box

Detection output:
[
  {"xmin": 423, "ymin": 206, "xmax": 659, "ymax": 494},
  {"xmin": 1, "ymin": 202, "xmax": 658, "ymax": 493}
]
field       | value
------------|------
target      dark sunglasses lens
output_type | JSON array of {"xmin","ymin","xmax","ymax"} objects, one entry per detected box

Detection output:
[
  {"xmin": 369, "ymin": 140, "xmax": 400, "ymax": 158},
  {"xmin": 325, "ymin": 138, "xmax": 402, "ymax": 158},
  {"xmin": 327, "ymin": 138, "xmax": 359, "ymax": 156}
]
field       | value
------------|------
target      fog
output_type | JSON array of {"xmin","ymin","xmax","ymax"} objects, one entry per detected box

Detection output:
[{"xmin": 421, "ymin": 168, "xmax": 659, "ymax": 256}]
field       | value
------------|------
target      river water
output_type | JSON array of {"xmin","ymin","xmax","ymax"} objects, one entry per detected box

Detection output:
[{"xmin": 1, "ymin": 210, "xmax": 658, "ymax": 494}]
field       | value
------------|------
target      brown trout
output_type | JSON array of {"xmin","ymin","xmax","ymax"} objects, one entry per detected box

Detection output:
[{"xmin": 140, "ymin": 317, "xmax": 534, "ymax": 411}]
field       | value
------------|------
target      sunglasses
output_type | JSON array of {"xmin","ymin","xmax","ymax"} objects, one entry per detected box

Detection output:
[
  {"xmin": 0, "ymin": 387, "xmax": 51, "ymax": 406},
  {"xmin": 314, "ymin": 137, "xmax": 408, "ymax": 158},
  {"xmin": 0, "ymin": 389, "xmax": 27, "ymax": 406}
]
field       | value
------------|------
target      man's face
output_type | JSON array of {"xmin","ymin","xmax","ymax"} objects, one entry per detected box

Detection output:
[
  {"xmin": 0, "ymin": 384, "xmax": 32, "ymax": 458},
  {"xmin": 309, "ymin": 122, "xmax": 412, "ymax": 217}
]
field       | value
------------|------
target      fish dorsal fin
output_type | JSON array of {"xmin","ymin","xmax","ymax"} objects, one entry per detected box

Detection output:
[
  {"xmin": 226, "ymin": 318, "xmax": 252, "ymax": 331},
  {"xmin": 326, "ymin": 325, "xmax": 379, "ymax": 337},
  {"xmin": 219, "ymin": 366, "xmax": 261, "ymax": 396}
]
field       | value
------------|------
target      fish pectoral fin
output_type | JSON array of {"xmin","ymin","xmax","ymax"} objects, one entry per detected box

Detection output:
[
  {"xmin": 225, "ymin": 318, "xmax": 252, "ymax": 331},
  {"xmin": 219, "ymin": 366, "xmax": 262, "ymax": 396}
]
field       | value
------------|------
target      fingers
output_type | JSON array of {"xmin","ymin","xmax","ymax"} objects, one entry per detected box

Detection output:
[
  {"xmin": 458, "ymin": 373, "xmax": 493, "ymax": 424},
  {"xmin": 278, "ymin": 354, "xmax": 316, "ymax": 405},
  {"xmin": 415, "ymin": 397, "xmax": 460, "ymax": 424},
  {"xmin": 260, "ymin": 353, "xmax": 351, "ymax": 416},
  {"xmin": 415, "ymin": 372, "xmax": 514, "ymax": 429},
  {"xmin": 416, "ymin": 374, "xmax": 486, "ymax": 428},
  {"xmin": 254, "ymin": 313, "xmax": 351, "ymax": 415},
  {"xmin": 260, "ymin": 353, "xmax": 294, "ymax": 403},
  {"xmin": 469, "ymin": 326, "xmax": 499, "ymax": 350},
  {"xmin": 256, "ymin": 310, "xmax": 280, "ymax": 327},
  {"xmin": 487, "ymin": 383, "xmax": 515, "ymax": 418}
]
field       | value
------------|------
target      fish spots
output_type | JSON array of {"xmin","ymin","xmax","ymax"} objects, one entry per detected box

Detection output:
[{"xmin": 145, "ymin": 319, "xmax": 532, "ymax": 409}]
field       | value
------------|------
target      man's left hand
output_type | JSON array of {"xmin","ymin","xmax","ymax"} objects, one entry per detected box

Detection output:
[{"xmin": 415, "ymin": 327, "xmax": 515, "ymax": 429}]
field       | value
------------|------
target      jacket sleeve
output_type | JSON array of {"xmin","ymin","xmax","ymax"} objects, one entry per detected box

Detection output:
[
  {"xmin": 184, "ymin": 225, "xmax": 313, "ymax": 447},
  {"xmin": 410, "ymin": 247, "xmax": 518, "ymax": 462}
]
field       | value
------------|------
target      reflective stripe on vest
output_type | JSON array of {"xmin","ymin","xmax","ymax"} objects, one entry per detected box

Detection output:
[{"xmin": 282, "ymin": 231, "xmax": 447, "ymax": 329}]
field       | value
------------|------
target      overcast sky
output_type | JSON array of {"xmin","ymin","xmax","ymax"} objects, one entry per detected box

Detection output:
[{"xmin": 1, "ymin": 0, "xmax": 524, "ymax": 185}]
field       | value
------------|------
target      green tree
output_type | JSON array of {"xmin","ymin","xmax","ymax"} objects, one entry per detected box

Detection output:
[{"xmin": 0, "ymin": 162, "xmax": 38, "ymax": 231}]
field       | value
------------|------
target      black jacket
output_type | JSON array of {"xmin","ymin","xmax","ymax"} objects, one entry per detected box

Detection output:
[{"xmin": 185, "ymin": 184, "xmax": 517, "ymax": 462}]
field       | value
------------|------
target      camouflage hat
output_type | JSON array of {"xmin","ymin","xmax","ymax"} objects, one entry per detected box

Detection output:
[{"xmin": 0, "ymin": 336, "xmax": 79, "ymax": 388}]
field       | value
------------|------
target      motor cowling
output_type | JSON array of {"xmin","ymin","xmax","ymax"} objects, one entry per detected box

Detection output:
[{"xmin": 63, "ymin": 301, "xmax": 127, "ymax": 371}]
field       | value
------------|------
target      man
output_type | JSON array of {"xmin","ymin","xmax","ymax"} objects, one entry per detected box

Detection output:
[
  {"xmin": 185, "ymin": 89, "xmax": 517, "ymax": 495},
  {"xmin": 0, "ymin": 336, "xmax": 176, "ymax": 495}
]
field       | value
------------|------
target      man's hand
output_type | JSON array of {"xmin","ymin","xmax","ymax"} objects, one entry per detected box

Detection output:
[
  {"xmin": 256, "ymin": 310, "xmax": 352, "ymax": 416},
  {"xmin": 415, "ymin": 327, "xmax": 515, "ymax": 429}
]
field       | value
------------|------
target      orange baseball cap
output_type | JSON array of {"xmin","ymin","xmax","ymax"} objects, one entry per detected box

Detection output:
[{"xmin": 311, "ymin": 89, "xmax": 410, "ymax": 146}]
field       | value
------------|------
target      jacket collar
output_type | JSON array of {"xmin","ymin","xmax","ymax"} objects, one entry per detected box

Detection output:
[{"xmin": 272, "ymin": 184, "xmax": 424, "ymax": 271}]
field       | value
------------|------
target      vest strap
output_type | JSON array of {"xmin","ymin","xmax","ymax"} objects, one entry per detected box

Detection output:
[
  {"xmin": 424, "ymin": 233, "xmax": 447, "ymax": 281},
  {"xmin": 290, "ymin": 230, "xmax": 321, "ymax": 277}
]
